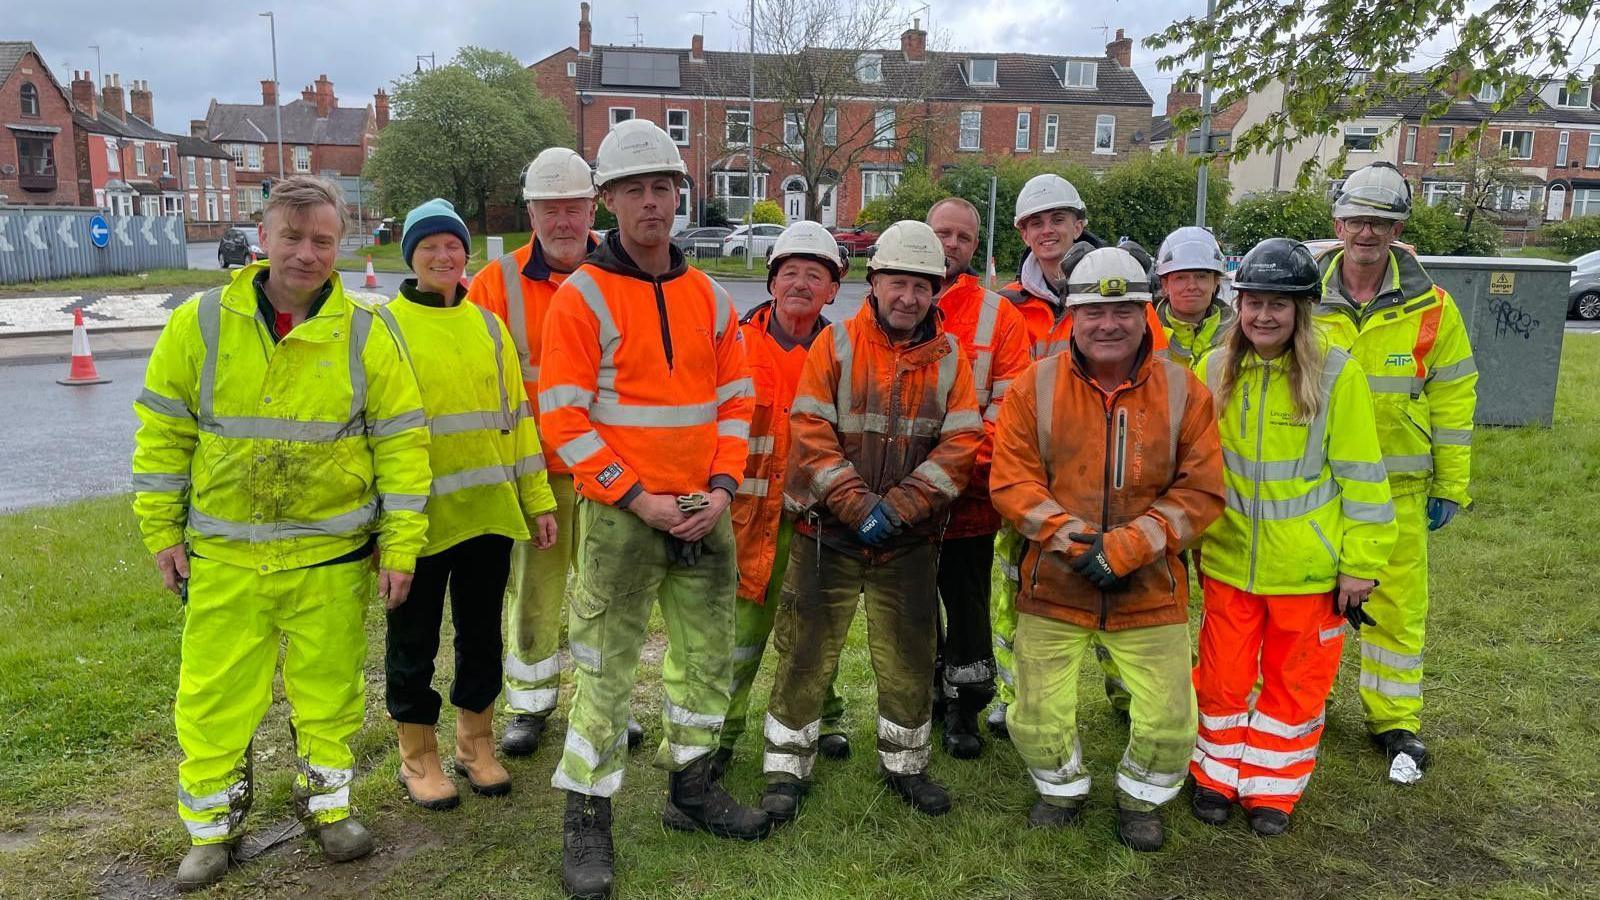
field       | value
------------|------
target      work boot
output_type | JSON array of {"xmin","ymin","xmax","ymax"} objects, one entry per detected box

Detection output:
[
  {"xmin": 1249, "ymin": 806, "xmax": 1291, "ymax": 837},
  {"xmin": 175, "ymin": 842, "xmax": 233, "ymax": 892},
  {"xmin": 986, "ymin": 703, "xmax": 1010, "ymax": 740},
  {"xmin": 454, "ymin": 707, "xmax": 512, "ymax": 796},
  {"xmin": 1374, "ymin": 729, "xmax": 1429, "ymax": 780},
  {"xmin": 818, "ymin": 732, "xmax": 851, "ymax": 760},
  {"xmin": 500, "ymin": 713, "xmax": 546, "ymax": 758},
  {"xmin": 1115, "ymin": 806, "xmax": 1165, "ymax": 852},
  {"xmin": 884, "ymin": 772, "xmax": 951, "ymax": 816},
  {"xmin": 760, "ymin": 781, "xmax": 806, "ymax": 825},
  {"xmin": 626, "ymin": 717, "xmax": 645, "ymax": 750},
  {"xmin": 396, "ymin": 722, "xmax": 460, "ymax": 811},
  {"xmin": 313, "ymin": 817, "xmax": 375, "ymax": 862},
  {"xmin": 1190, "ymin": 786, "xmax": 1231, "ymax": 826},
  {"xmin": 708, "ymin": 746, "xmax": 735, "ymax": 780},
  {"xmin": 941, "ymin": 702, "xmax": 984, "ymax": 760},
  {"xmin": 662, "ymin": 754, "xmax": 773, "ymax": 840},
  {"xmin": 562, "ymin": 791, "xmax": 614, "ymax": 900},
  {"xmin": 1026, "ymin": 798, "xmax": 1083, "ymax": 829}
]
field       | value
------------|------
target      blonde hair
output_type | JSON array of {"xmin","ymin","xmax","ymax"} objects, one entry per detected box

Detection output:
[
  {"xmin": 263, "ymin": 175, "xmax": 348, "ymax": 236},
  {"xmin": 1213, "ymin": 295, "xmax": 1325, "ymax": 424},
  {"xmin": 926, "ymin": 196, "xmax": 980, "ymax": 227}
]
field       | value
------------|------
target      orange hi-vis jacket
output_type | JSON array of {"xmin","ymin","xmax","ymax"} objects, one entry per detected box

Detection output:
[
  {"xmin": 999, "ymin": 281, "xmax": 1168, "ymax": 360},
  {"xmin": 732, "ymin": 302, "xmax": 826, "ymax": 601},
  {"xmin": 784, "ymin": 300, "xmax": 983, "ymax": 562},
  {"xmin": 938, "ymin": 273, "xmax": 1033, "ymax": 539},
  {"xmin": 466, "ymin": 235, "xmax": 598, "ymax": 475},
  {"xmin": 537, "ymin": 234, "xmax": 753, "ymax": 506},
  {"xmin": 990, "ymin": 339, "xmax": 1225, "ymax": 631}
]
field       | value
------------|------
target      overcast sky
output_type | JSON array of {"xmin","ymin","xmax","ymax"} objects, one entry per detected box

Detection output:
[{"xmin": 11, "ymin": 0, "xmax": 1193, "ymax": 135}]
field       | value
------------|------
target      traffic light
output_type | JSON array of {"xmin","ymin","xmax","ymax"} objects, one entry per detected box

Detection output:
[{"xmin": 262, "ymin": 178, "xmax": 272, "ymax": 198}]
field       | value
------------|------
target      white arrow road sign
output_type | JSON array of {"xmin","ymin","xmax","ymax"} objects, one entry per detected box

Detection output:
[
  {"xmin": 24, "ymin": 215, "xmax": 46, "ymax": 251},
  {"xmin": 115, "ymin": 217, "xmax": 132, "ymax": 246},
  {"xmin": 164, "ymin": 217, "xmax": 180, "ymax": 243},
  {"xmin": 141, "ymin": 217, "xmax": 157, "ymax": 246},
  {"xmin": 57, "ymin": 217, "xmax": 79, "ymax": 249}
]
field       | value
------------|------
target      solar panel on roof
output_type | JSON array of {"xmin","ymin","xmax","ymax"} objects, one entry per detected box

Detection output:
[{"xmin": 600, "ymin": 51, "xmax": 681, "ymax": 88}]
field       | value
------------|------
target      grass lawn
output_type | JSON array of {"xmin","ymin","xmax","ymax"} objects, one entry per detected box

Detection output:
[
  {"xmin": 336, "ymin": 232, "xmax": 536, "ymax": 277},
  {"xmin": 2, "ymin": 339, "xmax": 1599, "ymax": 897},
  {"xmin": 1502, "ymin": 246, "xmax": 1575, "ymax": 263},
  {"xmin": 0, "ymin": 269, "xmax": 229, "ymax": 299}
]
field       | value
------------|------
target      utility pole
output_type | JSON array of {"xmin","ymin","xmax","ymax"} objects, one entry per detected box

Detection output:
[
  {"xmin": 984, "ymin": 174, "xmax": 997, "ymax": 290},
  {"xmin": 746, "ymin": 0, "xmax": 756, "ymax": 270},
  {"xmin": 88, "ymin": 44, "xmax": 102, "ymax": 92},
  {"xmin": 690, "ymin": 11, "xmax": 717, "ymax": 225},
  {"xmin": 259, "ymin": 12, "xmax": 285, "ymax": 182},
  {"xmin": 1195, "ymin": 0, "xmax": 1215, "ymax": 227}
]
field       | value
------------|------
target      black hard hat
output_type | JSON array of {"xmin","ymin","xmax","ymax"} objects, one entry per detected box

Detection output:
[{"xmin": 1231, "ymin": 238, "xmax": 1320, "ymax": 299}]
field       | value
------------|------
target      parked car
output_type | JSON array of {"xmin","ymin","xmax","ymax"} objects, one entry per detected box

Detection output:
[
  {"xmin": 1570, "ymin": 249, "xmax": 1600, "ymax": 321},
  {"xmin": 830, "ymin": 225, "xmax": 879, "ymax": 258},
  {"xmin": 673, "ymin": 226, "xmax": 733, "ymax": 258},
  {"xmin": 722, "ymin": 223, "xmax": 786, "ymax": 258},
  {"xmin": 217, "ymin": 224, "xmax": 266, "ymax": 268}
]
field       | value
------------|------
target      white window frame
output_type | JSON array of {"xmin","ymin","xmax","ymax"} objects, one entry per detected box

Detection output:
[
  {"xmin": 1573, "ymin": 187, "xmax": 1600, "ymax": 217},
  {"xmin": 1588, "ymin": 133, "xmax": 1600, "ymax": 168},
  {"xmin": 1015, "ymin": 111, "xmax": 1031, "ymax": 151},
  {"xmin": 293, "ymin": 145, "xmax": 310, "ymax": 173},
  {"xmin": 133, "ymin": 142, "xmax": 147, "ymax": 176},
  {"xmin": 1344, "ymin": 125, "xmax": 1381, "ymax": 152},
  {"xmin": 666, "ymin": 108, "xmax": 690, "ymax": 145},
  {"xmin": 1477, "ymin": 83, "xmax": 1503, "ymax": 104},
  {"xmin": 229, "ymin": 143, "xmax": 247, "ymax": 167},
  {"xmin": 1557, "ymin": 131, "xmax": 1570, "ymax": 166},
  {"xmin": 1500, "ymin": 129, "xmax": 1534, "ymax": 160},
  {"xmin": 861, "ymin": 168, "xmax": 902, "ymax": 203},
  {"xmin": 188, "ymin": 191, "xmax": 199, "ymax": 216},
  {"xmin": 1435, "ymin": 127, "xmax": 1454, "ymax": 163},
  {"xmin": 1062, "ymin": 61, "xmax": 1097, "ymax": 88},
  {"xmin": 608, "ymin": 107, "xmax": 634, "ymax": 127},
  {"xmin": 1044, "ymin": 114, "xmax": 1059, "ymax": 152},
  {"xmin": 1546, "ymin": 185, "xmax": 1566, "ymax": 220},
  {"xmin": 856, "ymin": 53, "xmax": 883, "ymax": 84},
  {"xmin": 873, "ymin": 107, "xmax": 895, "ymax": 148},
  {"xmin": 712, "ymin": 170, "xmax": 765, "ymax": 220},
  {"xmin": 1403, "ymin": 125, "xmax": 1418, "ymax": 163},
  {"xmin": 784, "ymin": 110, "xmax": 803, "ymax": 148},
  {"xmin": 1494, "ymin": 184, "xmax": 1543, "ymax": 212},
  {"xmin": 959, "ymin": 110, "xmax": 981, "ymax": 151},
  {"xmin": 566, "ymin": 61, "xmax": 577, "ymax": 77},
  {"xmin": 247, "ymin": 144, "xmax": 262, "ymax": 171},
  {"xmin": 1556, "ymin": 83, "xmax": 1593, "ymax": 109},
  {"xmin": 185, "ymin": 156, "xmax": 196, "ymax": 187},
  {"xmin": 105, "ymin": 138, "xmax": 119, "ymax": 173},
  {"xmin": 968, "ymin": 59, "xmax": 997, "ymax": 86},
  {"xmin": 204, "ymin": 158, "xmax": 214, "ymax": 187},
  {"xmin": 725, "ymin": 109, "xmax": 751, "ymax": 148},
  {"xmin": 1094, "ymin": 114, "xmax": 1116, "ymax": 154},
  {"xmin": 218, "ymin": 161, "xmax": 228, "ymax": 188},
  {"xmin": 160, "ymin": 145, "xmax": 173, "ymax": 176},
  {"xmin": 822, "ymin": 108, "xmax": 838, "ymax": 147},
  {"xmin": 1422, "ymin": 181, "xmax": 1467, "ymax": 207}
]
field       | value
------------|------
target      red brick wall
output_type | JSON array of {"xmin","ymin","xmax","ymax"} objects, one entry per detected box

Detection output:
[{"xmin": 0, "ymin": 51, "xmax": 81, "ymax": 206}]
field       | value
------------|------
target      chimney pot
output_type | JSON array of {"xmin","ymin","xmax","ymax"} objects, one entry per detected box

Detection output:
[
  {"xmin": 1106, "ymin": 27, "xmax": 1133, "ymax": 68},
  {"xmin": 579, "ymin": 1, "xmax": 593, "ymax": 55},
  {"xmin": 691, "ymin": 34, "xmax": 704, "ymax": 61},
  {"xmin": 261, "ymin": 79, "xmax": 278, "ymax": 107},
  {"xmin": 901, "ymin": 21, "xmax": 927, "ymax": 62}
]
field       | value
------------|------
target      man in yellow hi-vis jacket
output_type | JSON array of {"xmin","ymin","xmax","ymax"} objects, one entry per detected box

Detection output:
[
  {"xmin": 1315, "ymin": 162, "xmax": 1477, "ymax": 783},
  {"xmin": 131, "ymin": 177, "xmax": 431, "ymax": 891}
]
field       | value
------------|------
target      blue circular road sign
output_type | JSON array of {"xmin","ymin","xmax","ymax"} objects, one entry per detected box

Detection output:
[{"xmin": 89, "ymin": 214, "xmax": 111, "ymax": 249}]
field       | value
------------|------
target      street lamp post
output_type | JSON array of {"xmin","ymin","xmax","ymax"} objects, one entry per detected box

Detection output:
[
  {"xmin": 1195, "ymin": 0, "xmax": 1216, "ymax": 227},
  {"xmin": 259, "ymin": 11, "xmax": 285, "ymax": 183},
  {"xmin": 415, "ymin": 53, "xmax": 436, "ymax": 75},
  {"xmin": 746, "ymin": 0, "xmax": 756, "ymax": 270}
]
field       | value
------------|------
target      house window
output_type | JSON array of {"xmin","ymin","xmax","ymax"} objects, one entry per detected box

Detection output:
[
  {"xmin": 1060, "ymin": 61, "xmax": 1097, "ymax": 88},
  {"xmin": 1344, "ymin": 125, "xmax": 1381, "ymax": 152},
  {"xmin": 16, "ymin": 135, "xmax": 55, "ymax": 177},
  {"xmin": 1044, "ymin": 114, "xmax": 1059, "ymax": 152},
  {"xmin": 219, "ymin": 162, "xmax": 228, "ymax": 188},
  {"xmin": 712, "ymin": 170, "xmax": 765, "ymax": 220},
  {"xmin": 822, "ymin": 108, "xmax": 838, "ymax": 146},
  {"xmin": 1094, "ymin": 115, "xmax": 1116, "ymax": 154},
  {"xmin": 186, "ymin": 156, "xmax": 196, "ymax": 187},
  {"xmin": 1546, "ymin": 185, "xmax": 1565, "ymax": 220},
  {"xmin": 134, "ymin": 142, "xmax": 147, "ymax": 176},
  {"xmin": 106, "ymin": 138, "xmax": 120, "ymax": 173},
  {"xmin": 230, "ymin": 144, "xmax": 247, "ymax": 167},
  {"xmin": 1556, "ymin": 83, "xmax": 1593, "ymax": 109},
  {"xmin": 566, "ymin": 61, "xmax": 577, "ymax": 77},
  {"xmin": 161, "ymin": 145, "xmax": 173, "ymax": 176},
  {"xmin": 1588, "ymin": 133, "xmax": 1600, "ymax": 167},
  {"xmin": 1435, "ymin": 127, "xmax": 1454, "ymax": 162},
  {"xmin": 862, "ymin": 169, "xmax": 902, "ymax": 203},
  {"xmin": 608, "ymin": 107, "xmax": 634, "ymax": 127},
  {"xmin": 1477, "ymin": 82, "xmax": 1502, "ymax": 104},
  {"xmin": 1015, "ymin": 111, "xmax": 1031, "ymax": 151},
  {"xmin": 1422, "ymin": 181, "xmax": 1466, "ymax": 207},
  {"xmin": 667, "ymin": 109, "xmax": 690, "ymax": 145},
  {"xmin": 873, "ymin": 108, "xmax": 895, "ymax": 148},
  {"xmin": 784, "ymin": 111, "xmax": 803, "ymax": 148},
  {"xmin": 293, "ymin": 145, "xmax": 310, "ymax": 173},
  {"xmin": 1495, "ymin": 184, "xmax": 1544, "ymax": 212},
  {"xmin": 968, "ymin": 59, "xmax": 997, "ymax": 86},
  {"xmin": 1500, "ymin": 129, "xmax": 1534, "ymax": 160},
  {"xmin": 222, "ymin": 193, "xmax": 231, "ymax": 218},
  {"xmin": 163, "ymin": 195, "xmax": 183, "ymax": 216},
  {"xmin": 856, "ymin": 53, "xmax": 882, "ymax": 84},
  {"xmin": 206, "ymin": 193, "xmax": 219, "ymax": 221},
  {"xmin": 1573, "ymin": 188, "xmax": 1600, "ymax": 217},
  {"xmin": 959, "ymin": 110, "xmax": 981, "ymax": 151},
  {"xmin": 189, "ymin": 191, "xmax": 199, "ymax": 216},
  {"xmin": 247, "ymin": 144, "xmax": 262, "ymax": 171},
  {"xmin": 1403, "ymin": 126, "xmax": 1418, "ymax": 163},
  {"xmin": 725, "ymin": 109, "xmax": 751, "ymax": 147},
  {"xmin": 204, "ymin": 158, "xmax": 214, "ymax": 187},
  {"xmin": 1557, "ymin": 131, "xmax": 1570, "ymax": 166},
  {"xmin": 20, "ymin": 82, "xmax": 40, "ymax": 117}
]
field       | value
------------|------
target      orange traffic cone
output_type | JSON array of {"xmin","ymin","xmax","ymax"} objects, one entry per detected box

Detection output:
[
  {"xmin": 57, "ymin": 308, "xmax": 111, "ymax": 386},
  {"xmin": 364, "ymin": 255, "xmax": 379, "ymax": 289}
]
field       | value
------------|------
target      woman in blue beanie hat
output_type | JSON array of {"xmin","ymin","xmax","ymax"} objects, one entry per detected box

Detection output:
[{"xmin": 375, "ymin": 198, "xmax": 560, "ymax": 810}]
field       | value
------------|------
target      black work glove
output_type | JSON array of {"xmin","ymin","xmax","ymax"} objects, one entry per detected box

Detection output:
[
  {"xmin": 1341, "ymin": 598, "xmax": 1378, "ymax": 630},
  {"xmin": 1068, "ymin": 532, "xmax": 1127, "ymax": 590}
]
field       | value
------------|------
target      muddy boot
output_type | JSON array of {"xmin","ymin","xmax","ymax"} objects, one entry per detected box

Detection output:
[
  {"xmin": 1115, "ymin": 805, "xmax": 1165, "ymax": 852},
  {"xmin": 941, "ymin": 698, "xmax": 985, "ymax": 760},
  {"xmin": 986, "ymin": 703, "xmax": 1009, "ymax": 740},
  {"xmin": 817, "ymin": 732, "xmax": 851, "ymax": 760},
  {"xmin": 313, "ymin": 817, "xmax": 375, "ymax": 862},
  {"xmin": 1026, "ymin": 798, "xmax": 1083, "ymax": 829},
  {"xmin": 396, "ymin": 722, "xmax": 460, "ymax": 811},
  {"xmin": 1249, "ymin": 806, "xmax": 1291, "ymax": 837},
  {"xmin": 626, "ymin": 717, "xmax": 645, "ymax": 750},
  {"xmin": 760, "ymin": 781, "xmax": 806, "ymax": 825},
  {"xmin": 1190, "ymin": 786, "xmax": 1230, "ymax": 826},
  {"xmin": 884, "ymin": 772, "xmax": 951, "ymax": 816},
  {"xmin": 707, "ymin": 746, "xmax": 735, "ymax": 780},
  {"xmin": 1374, "ymin": 729, "xmax": 1428, "ymax": 784},
  {"xmin": 454, "ymin": 707, "xmax": 512, "ymax": 796},
  {"xmin": 175, "ymin": 842, "xmax": 234, "ymax": 892},
  {"xmin": 562, "ymin": 792, "xmax": 614, "ymax": 900},
  {"xmin": 662, "ymin": 754, "xmax": 772, "ymax": 840},
  {"xmin": 500, "ymin": 713, "xmax": 546, "ymax": 758}
]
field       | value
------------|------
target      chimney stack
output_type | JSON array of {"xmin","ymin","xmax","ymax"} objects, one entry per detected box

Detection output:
[
  {"xmin": 261, "ymin": 79, "xmax": 277, "ymax": 107},
  {"xmin": 314, "ymin": 74, "xmax": 335, "ymax": 117},
  {"xmin": 691, "ymin": 33, "xmax": 704, "ymax": 62},
  {"xmin": 901, "ymin": 18, "xmax": 927, "ymax": 62},
  {"xmin": 1106, "ymin": 28, "xmax": 1133, "ymax": 68},
  {"xmin": 579, "ymin": 2, "xmax": 593, "ymax": 55},
  {"xmin": 190, "ymin": 118, "xmax": 208, "ymax": 138},
  {"xmin": 71, "ymin": 70, "xmax": 97, "ymax": 118},
  {"xmin": 374, "ymin": 88, "xmax": 389, "ymax": 129},
  {"xmin": 302, "ymin": 84, "xmax": 316, "ymax": 103},
  {"xmin": 102, "ymin": 73, "xmax": 126, "ymax": 122},
  {"xmin": 130, "ymin": 79, "xmax": 154, "ymax": 124},
  {"xmin": 1166, "ymin": 83, "xmax": 1201, "ymax": 115}
]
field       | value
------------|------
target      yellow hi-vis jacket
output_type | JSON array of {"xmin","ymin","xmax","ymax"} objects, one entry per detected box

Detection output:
[
  {"xmin": 1156, "ymin": 298, "xmax": 1234, "ymax": 372},
  {"xmin": 375, "ymin": 286, "xmax": 558, "ymax": 557},
  {"xmin": 132, "ymin": 262, "xmax": 432, "ymax": 574},
  {"xmin": 1315, "ymin": 249, "xmax": 1477, "ymax": 505},
  {"xmin": 1197, "ymin": 343, "xmax": 1398, "ymax": 595}
]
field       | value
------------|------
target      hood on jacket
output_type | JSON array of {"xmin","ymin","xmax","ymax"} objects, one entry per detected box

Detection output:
[{"xmin": 585, "ymin": 229, "xmax": 689, "ymax": 282}]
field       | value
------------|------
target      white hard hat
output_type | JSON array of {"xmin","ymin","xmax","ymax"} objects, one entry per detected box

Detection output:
[
  {"xmin": 867, "ymin": 220, "xmax": 946, "ymax": 282},
  {"xmin": 1155, "ymin": 226, "xmax": 1226, "ymax": 276},
  {"xmin": 1013, "ymin": 173, "xmax": 1086, "ymax": 226},
  {"xmin": 523, "ymin": 147, "xmax": 596, "ymax": 201},
  {"xmin": 593, "ymin": 118, "xmax": 687, "ymax": 189},
  {"xmin": 768, "ymin": 221, "xmax": 846, "ymax": 282},
  {"xmin": 1333, "ymin": 162, "xmax": 1412, "ymax": 221},
  {"xmin": 1063, "ymin": 247, "xmax": 1154, "ymax": 307}
]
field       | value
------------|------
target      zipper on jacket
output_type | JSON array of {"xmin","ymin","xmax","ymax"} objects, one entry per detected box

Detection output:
[
  {"xmin": 876, "ymin": 348, "xmax": 905, "ymax": 491},
  {"xmin": 1244, "ymin": 369, "xmax": 1271, "ymax": 592},
  {"xmin": 1098, "ymin": 400, "xmax": 1115, "ymax": 631},
  {"xmin": 1309, "ymin": 519, "xmax": 1338, "ymax": 566},
  {"xmin": 652, "ymin": 280, "xmax": 674, "ymax": 371}
]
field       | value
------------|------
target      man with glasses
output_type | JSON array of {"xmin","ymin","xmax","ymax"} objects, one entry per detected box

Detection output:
[{"xmin": 1315, "ymin": 162, "xmax": 1477, "ymax": 785}]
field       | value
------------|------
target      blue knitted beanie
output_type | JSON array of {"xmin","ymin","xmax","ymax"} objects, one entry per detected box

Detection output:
[{"xmin": 401, "ymin": 198, "xmax": 471, "ymax": 268}]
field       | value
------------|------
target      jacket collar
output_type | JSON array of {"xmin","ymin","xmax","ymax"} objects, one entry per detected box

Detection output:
[
  {"xmin": 584, "ymin": 229, "xmax": 689, "ymax": 283},
  {"xmin": 228, "ymin": 260, "xmax": 347, "ymax": 335},
  {"xmin": 743, "ymin": 301, "xmax": 827, "ymax": 351},
  {"xmin": 1156, "ymin": 297, "xmax": 1233, "ymax": 333},
  {"xmin": 1317, "ymin": 247, "xmax": 1437, "ymax": 319},
  {"xmin": 523, "ymin": 232, "xmax": 600, "ymax": 282}
]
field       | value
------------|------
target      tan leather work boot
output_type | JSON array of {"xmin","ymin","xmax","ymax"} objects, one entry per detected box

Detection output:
[
  {"xmin": 396, "ymin": 721, "xmax": 459, "ymax": 810},
  {"xmin": 454, "ymin": 707, "xmax": 512, "ymax": 796}
]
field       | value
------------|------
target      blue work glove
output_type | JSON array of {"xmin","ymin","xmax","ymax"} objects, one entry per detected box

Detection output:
[
  {"xmin": 1426, "ymin": 497, "xmax": 1458, "ymax": 532},
  {"xmin": 1068, "ymin": 532, "xmax": 1126, "ymax": 590},
  {"xmin": 856, "ymin": 501, "xmax": 903, "ymax": 547}
]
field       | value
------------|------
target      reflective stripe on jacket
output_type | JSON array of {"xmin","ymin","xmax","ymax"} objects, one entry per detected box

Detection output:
[
  {"xmin": 132, "ymin": 261, "xmax": 431, "ymax": 573},
  {"xmin": 784, "ymin": 301, "xmax": 982, "ymax": 562},
  {"xmin": 1156, "ymin": 298, "xmax": 1233, "ymax": 371},
  {"xmin": 1196, "ymin": 343, "xmax": 1397, "ymax": 595},
  {"xmin": 537, "ymin": 234, "xmax": 753, "ymax": 505},
  {"xmin": 938, "ymin": 273, "xmax": 1033, "ymax": 539},
  {"xmin": 1315, "ymin": 249, "xmax": 1477, "ymax": 504},
  {"xmin": 999, "ymin": 280, "xmax": 1169, "ymax": 360},
  {"xmin": 375, "ymin": 292, "xmax": 558, "ymax": 556},
  {"xmin": 989, "ymin": 340, "xmax": 1224, "ymax": 631}
]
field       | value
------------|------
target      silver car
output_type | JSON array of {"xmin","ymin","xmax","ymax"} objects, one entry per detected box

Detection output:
[{"xmin": 1570, "ymin": 249, "xmax": 1600, "ymax": 321}]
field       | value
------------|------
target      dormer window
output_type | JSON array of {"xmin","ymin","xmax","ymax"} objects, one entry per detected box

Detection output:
[
  {"xmin": 856, "ymin": 53, "xmax": 883, "ymax": 84},
  {"xmin": 1556, "ymin": 82, "xmax": 1593, "ymax": 109},
  {"xmin": 1477, "ymin": 82, "xmax": 1503, "ymax": 103},
  {"xmin": 1055, "ymin": 60, "xmax": 1097, "ymax": 88},
  {"xmin": 967, "ymin": 58, "xmax": 997, "ymax": 86}
]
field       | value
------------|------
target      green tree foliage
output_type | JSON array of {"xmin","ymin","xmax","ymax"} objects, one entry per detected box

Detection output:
[
  {"xmin": 1220, "ymin": 188, "xmax": 1333, "ymax": 254},
  {"xmin": 702, "ymin": 201, "xmax": 731, "ymax": 229},
  {"xmin": 749, "ymin": 199, "xmax": 788, "ymax": 226},
  {"xmin": 363, "ymin": 47, "xmax": 572, "ymax": 231},
  {"xmin": 1093, "ymin": 155, "xmax": 1228, "ymax": 250},
  {"xmin": 1403, "ymin": 201, "xmax": 1500, "ymax": 256},
  {"xmin": 1540, "ymin": 215, "xmax": 1600, "ymax": 256}
]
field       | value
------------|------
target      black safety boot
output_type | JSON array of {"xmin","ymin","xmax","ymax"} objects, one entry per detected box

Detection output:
[
  {"xmin": 941, "ymin": 702, "xmax": 984, "ymax": 760},
  {"xmin": 1026, "ymin": 798, "xmax": 1083, "ymax": 828},
  {"xmin": 759, "ymin": 781, "xmax": 806, "ymax": 824},
  {"xmin": 707, "ymin": 746, "xmax": 734, "ymax": 780},
  {"xmin": 662, "ymin": 755, "xmax": 772, "ymax": 840},
  {"xmin": 986, "ymin": 703, "xmax": 1010, "ymax": 740},
  {"xmin": 626, "ymin": 717, "xmax": 645, "ymax": 750},
  {"xmin": 1115, "ymin": 806, "xmax": 1165, "ymax": 852},
  {"xmin": 500, "ymin": 713, "xmax": 545, "ymax": 757},
  {"xmin": 884, "ymin": 771, "xmax": 951, "ymax": 816},
  {"xmin": 1190, "ymin": 786, "xmax": 1231, "ymax": 826},
  {"xmin": 562, "ymin": 791, "xmax": 614, "ymax": 900},
  {"xmin": 1249, "ymin": 806, "xmax": 1291, "ymax": 837},
  {"xmin": 1373, "ymin": 729, "xmax": 1429, "ymax": 769},
  {"xmin": 818, "ymin": 733, "xmax": 851, "ymax": 760}
]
